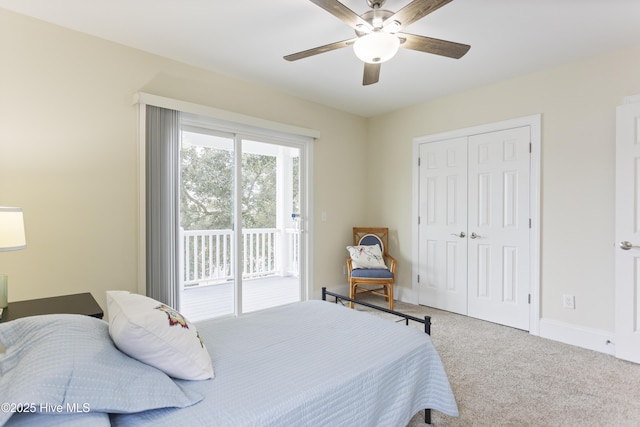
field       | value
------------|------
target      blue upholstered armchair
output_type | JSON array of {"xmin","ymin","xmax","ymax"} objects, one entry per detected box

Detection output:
[{"xmin": 346, "ymin": 227, "xmax": 396, "ymax": 310}]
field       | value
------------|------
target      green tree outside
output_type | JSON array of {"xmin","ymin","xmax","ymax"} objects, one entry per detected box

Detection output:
[{"xmin": 180, "ymin": 145, "xmax": 277, "ymax": 231}]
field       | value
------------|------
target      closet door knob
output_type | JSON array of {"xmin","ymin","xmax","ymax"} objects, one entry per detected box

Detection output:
[
  {"xmin": 451, "ymin": 232, "xmax": 466, "ymax": 238},
  {"xmin": 470, "ymin": 232, "xmax": 481, "ymax": 239}
]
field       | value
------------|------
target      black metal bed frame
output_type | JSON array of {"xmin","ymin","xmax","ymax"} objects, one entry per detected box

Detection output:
[{"xmin": 321, "ymin": 287, "xmax": 433, "ymax": 425}]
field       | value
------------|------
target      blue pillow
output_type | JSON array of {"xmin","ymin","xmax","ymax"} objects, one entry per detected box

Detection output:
[{"xmin": 0, "ymin": 314, "xmax": 202, "ymax": 425}]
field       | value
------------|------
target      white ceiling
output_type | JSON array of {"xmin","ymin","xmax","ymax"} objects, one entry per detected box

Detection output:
[{"xmin": 2, "ymin": 0, "xmax": 640, "ymax": 117}]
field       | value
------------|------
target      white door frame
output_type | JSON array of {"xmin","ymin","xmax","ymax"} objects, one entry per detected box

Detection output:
[{"xmin": 411, "ymin": 114, "xmax": 541, "ymax": 335}]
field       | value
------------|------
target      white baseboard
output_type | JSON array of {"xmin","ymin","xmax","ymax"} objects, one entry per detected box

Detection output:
[
  {"xmin": 317, "ymin": 288, "xmax": 616, "ymax": 356},
  {"xmin": 395, "ymin": 286, "xmax": 418, "ymax": 305},
  {"xmin": 539, "ymin": 318, "xmax": 615, "ymax": 356},
  {"xmin": 398, "ymin": 288, "xmax": 616, "ymax": 356}
]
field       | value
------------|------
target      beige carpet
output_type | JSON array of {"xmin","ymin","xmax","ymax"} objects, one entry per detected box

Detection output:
[{"xmin": 349, "ymin": 297, "xmax": 640, "ymax": 426}]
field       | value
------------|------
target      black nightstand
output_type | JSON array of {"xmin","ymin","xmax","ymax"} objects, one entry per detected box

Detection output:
[{"xmin": 0, "ymin": 292, "xmax": 103, "ymax": 323}]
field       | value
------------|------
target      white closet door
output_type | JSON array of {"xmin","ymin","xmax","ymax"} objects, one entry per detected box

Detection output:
[
  {"xmin": 418, "ymin": 137, "xmax": 468, "ymax": 314},
  {"xmin": 467, "ymin": 126, "xmax": 531, "ymax": 330}
]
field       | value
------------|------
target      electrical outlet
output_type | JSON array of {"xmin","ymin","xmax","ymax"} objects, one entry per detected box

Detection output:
[{"xmin": 562, "ymin": 294, "xmax": 575, "ymax": 309}]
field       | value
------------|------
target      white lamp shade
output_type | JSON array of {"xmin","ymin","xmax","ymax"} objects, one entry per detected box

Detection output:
[
  {"xmin": 353, "ymin": 31, "xmax": 400, "ymax": 64},
  {"xmin": 0, "ymin": 207, "xmax": 26, "ymax": 251}
]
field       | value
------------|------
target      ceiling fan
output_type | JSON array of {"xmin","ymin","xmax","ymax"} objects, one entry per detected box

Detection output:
[{"xmin": 284, "ymin": 0, "xmax": 470, "ymax": 85}]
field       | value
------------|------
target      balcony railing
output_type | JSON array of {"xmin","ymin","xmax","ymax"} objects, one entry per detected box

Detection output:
[{"xmin": 182, "ymin": 228, "xmax": 300, "ymax": 287}]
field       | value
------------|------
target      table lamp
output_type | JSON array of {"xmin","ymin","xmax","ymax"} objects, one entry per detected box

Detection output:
[{"xmin": 0, "ymin": 207, "xmax": 27, "ymax": 308}]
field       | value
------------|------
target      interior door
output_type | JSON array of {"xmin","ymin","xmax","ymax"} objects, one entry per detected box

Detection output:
[
  {"xmin": 467, "ymin": 127, "xmax": 531, "ymax": 330},
  {"xmin": 418, "ymin": 137, "xmax": 468, "ymax": 314},
  {"xmin": 417, "ymin": 126, "xmax": 531, "ymax": 331},
  {"xmin": 615, "ymin": 100, "xmax": 640, "ymax": 363}
]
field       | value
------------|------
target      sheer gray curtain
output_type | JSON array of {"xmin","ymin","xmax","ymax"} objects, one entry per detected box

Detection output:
[{"xmin": 146, "ymin": 105, "xmax": 181, "ymax": 308}]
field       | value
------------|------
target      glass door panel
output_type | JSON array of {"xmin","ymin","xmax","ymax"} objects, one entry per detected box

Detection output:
[
  {"xmin": 179, "ymin": 129, "xmax": 235, "ymax": 321},
  {"xmin": 240, "ymin": 139, "xmax": 301, "ymax": 313}
]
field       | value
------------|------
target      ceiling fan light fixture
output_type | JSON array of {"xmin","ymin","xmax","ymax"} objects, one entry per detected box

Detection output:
[
  {"xmin": 355, "ymin": 23, "xmax": 372, "ymax": 34},
  {"xmin": 353, "ymin": 31, "xmax": 400, "ymax": 64},
  {"xmin": 383, "ymin": 20, "xmax": 401, "ymax": 34}
]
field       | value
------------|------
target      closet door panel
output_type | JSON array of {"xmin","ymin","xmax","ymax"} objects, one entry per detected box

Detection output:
[
  {"xmin": 418, "ymin": 137, "xmax": 468, "ymax": 314},
  {"xmin": 467, "ymin": 126, "xmax": 531, "ymax": 330}
]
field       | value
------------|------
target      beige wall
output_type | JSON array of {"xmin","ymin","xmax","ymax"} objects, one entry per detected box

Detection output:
[
  {"xmin": 0, "ymin": 9, "xmax": 367, "ymax": 310},
  {"xmin": 367, "ymin": 44, "xmax": 640, "ymax": 332},
  {"xmin": 3, "ymin": 7, "xmax": 639, "ymax": 335}
]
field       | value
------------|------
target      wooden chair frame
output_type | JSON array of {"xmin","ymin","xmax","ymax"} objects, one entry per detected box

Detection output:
[{"xmin": 346, "ymin": 227, "xmax": 396, "ymax": 310}]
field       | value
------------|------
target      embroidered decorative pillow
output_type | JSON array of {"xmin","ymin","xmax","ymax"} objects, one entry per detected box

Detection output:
[
  {"xmin": 106, "ymin": 291, "xmax": 214, "ymax": 381},
  {"xmin": 347, "ymin": 244, "xmax": 388, "ymax": 269}
]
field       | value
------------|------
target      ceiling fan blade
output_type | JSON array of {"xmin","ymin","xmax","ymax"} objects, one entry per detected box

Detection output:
[
  {"xmin": 384, "ymin": 0, "xmax": 454, "ymax": 31},
  {"xmin": 284, "ymin": 38, "xmax": 356, "ymax": 61},
  {"xmin": 309, "ymin": 0, "xmax": 372, "ymax": 31},
  {"xmin": 399, "ymin": 33, "xmax": 470, "ymax": 59},
  {"xmin": 363, "ymin": 63, "xmax": 381, "ymax": 85}
]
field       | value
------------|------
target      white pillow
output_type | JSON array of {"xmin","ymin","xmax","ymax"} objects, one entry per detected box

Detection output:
[
  {"xmin": 106, "ymin": 291, "xmax": 214, "ymax": 381},
  {"xmin": 347, "ymin": 244, "xmax": 388, "ymax": 269}
]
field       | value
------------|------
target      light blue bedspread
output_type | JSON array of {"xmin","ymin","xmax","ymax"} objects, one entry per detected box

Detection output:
[{"xmin": 111, "ymin": 300, "xmax": 458, "ymax": 426}]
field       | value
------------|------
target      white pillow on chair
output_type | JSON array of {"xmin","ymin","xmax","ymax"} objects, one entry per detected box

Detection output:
[{"xmin": 347, "ymin": 244, "xmax": 388, "ymax": 269}]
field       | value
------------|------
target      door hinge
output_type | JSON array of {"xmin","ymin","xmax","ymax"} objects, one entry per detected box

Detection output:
[
  {"xmin": 418, "ymin": 157, "xmax": 421, "ymax": 167},
  {"xmin": 528, "ymin": 294, "xmax": 531, "ymax": 304},
  {"xmin": 529, "ymin": 143, "xmax": 532, "ymax": 153},
  {"xmin": 417, "ymin": 274, "xmax": 420, "ymax": 283},
  {"xmin": 529, "ymin": 218, "xmax": 532, "ymax": 228},
  {"xmin": 418, "ymin": 216, "xmax": 421, "ymax": 225}
]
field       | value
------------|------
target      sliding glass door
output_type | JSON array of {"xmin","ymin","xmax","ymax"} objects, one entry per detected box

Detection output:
[{"xmin": 178, "ymin": 120, "xmax": 304, "ymax": 321}]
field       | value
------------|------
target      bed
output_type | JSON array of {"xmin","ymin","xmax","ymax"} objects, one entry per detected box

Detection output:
[{"xmin": 0, "ymin": 291, "xmax": 458, "ymax": 427}]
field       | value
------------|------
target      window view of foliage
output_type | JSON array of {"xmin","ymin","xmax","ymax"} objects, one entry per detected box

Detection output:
[
  {"xmin": 180, "ymin": 142, "xmax": 277, "ymax": 231},
  {"xmin": 241, "ymin": 153, "xmax": 276, "ymax": 229},
  {"xmin": 181, "ymin": 144, "xmax": 233, "ymax": 230}
]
